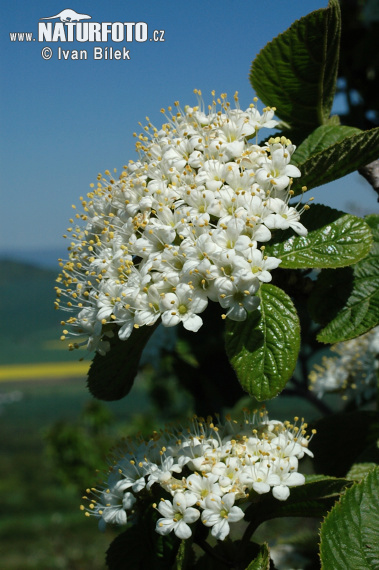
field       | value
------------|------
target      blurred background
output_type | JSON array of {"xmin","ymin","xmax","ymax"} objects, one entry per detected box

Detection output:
[{"xmin": 1, "ymin": 0, "xmax": 378, "ymax": 567}]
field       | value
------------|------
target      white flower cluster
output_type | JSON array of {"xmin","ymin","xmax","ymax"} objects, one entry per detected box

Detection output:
[
  {"xmin": 309, "ymin": 326, "xmax": 379, "ymax": 402},
  {"xmin": 82, "ymin": 410, "xmax": 314, "ymax": 541},
  {"xmin": 56, "ymin": 91, "xmax": 307, "ymax": 353}
]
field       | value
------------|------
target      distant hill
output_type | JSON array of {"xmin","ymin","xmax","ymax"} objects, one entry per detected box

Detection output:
[
  {"xmin": 0, "ymin": 258, "xmax": 77, "ymax": 365},
  {"xmin": 0, "ymin": 247, "xmax": 66, "ymax": 270},
  {"xmin": 0, "ymin": 258, "xmax": 56, "ymax": 285},
  {"xmin": 0, "ymin": 258, "xmax": 175, "ymax": 368}
]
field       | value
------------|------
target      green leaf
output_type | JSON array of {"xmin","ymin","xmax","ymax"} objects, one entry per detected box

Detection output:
[
  {"xmin": 245, "ymin": 543, "xmax": 270, "ymax": 570},
  {"xmin": 87, "ymin": 322, "xmax": 160, "ymax": 401},
  {"xmin": 313, "ymin": 214, "xmax": 379, "ymax": 343},
  {"xmin": 347, "ymin": 463, "xmax": 378, "ymax": 482},
  {"xmin": 292, "ymin": 125, "xmax": 361, "ymax": 165},
  {"xmin": 320, "ymin": 467, "xmax": 379, "ymax": 569},
  {"xmin": 311, "ymin": 411, "xmax": 379, "ymax": 478},
  {"xmin": 225, "ymin": 284, "xmax": 300, "ymax": 400},
  {"xmin": 292, "ymin": 126, "xmax": 379, "ymax": 193},
  {"xmin": 250, "ymin": 0, "xmax": 340, "ymax": 131},
  {"xmin": 266, "ymin": 204, "xmax": 372, "ymax": 269}
]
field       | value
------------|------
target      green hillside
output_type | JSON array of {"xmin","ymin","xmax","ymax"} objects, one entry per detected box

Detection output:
[{"xmin": 0, "ymin": 259, "xmax": 78, "ymax": 365}]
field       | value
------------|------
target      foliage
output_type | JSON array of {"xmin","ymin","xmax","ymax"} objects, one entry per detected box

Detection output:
[
  {"xmin": 320, "ymin": 467, "xmax": 379, "ymax": 569},
  {"xmin": 45, "ymin": 400, "xmax": 116, "ymax": 490},
  {"xmin": 225, "ymin": 284, "xmax": 300, "ymax": 400},
  {"xmin": 249, "ymin": 0, "xmax": 340, "ymax": 139},
  {"xmin": 56, "ymin": 0, "xmax": 379, "ymax": 567},
  {"xmin": 310, "ymin": 214, "xmax": 379, "ymax": 342}
]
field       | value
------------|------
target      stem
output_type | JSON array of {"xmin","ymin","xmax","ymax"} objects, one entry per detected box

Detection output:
[
  {"xmin": 241, "ymin": 517, "xmax": 259, "ymax": 545},
  {"xmin": 195, "ymin": 537, "xmax": 234, "ymax": 568},
  {"xmin": 358, "ymin": 159, "xmax": 379, "ymax": 200}
]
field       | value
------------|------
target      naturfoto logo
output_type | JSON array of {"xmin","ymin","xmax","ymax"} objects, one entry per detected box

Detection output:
[
  {"xmin": 38, "ymin": 8, "xmax": 149, "ymax": 42},
  {"xmin": 40, "ymin": 9, "xmax": 91, "ymax": 23},
  {"xmin": 9, "ymin": 8, "xmax": 165, "ymax": 60}
]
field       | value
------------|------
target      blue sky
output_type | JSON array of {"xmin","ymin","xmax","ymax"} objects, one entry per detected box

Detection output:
[{"xmin": 1, "ymin": 0, "xmax": 378, "ymax": 260}]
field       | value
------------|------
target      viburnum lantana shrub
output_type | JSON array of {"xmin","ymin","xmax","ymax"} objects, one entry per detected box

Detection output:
[{"xmin": 55, "ymin": 1, "xmax": 379, "ymax": 568}]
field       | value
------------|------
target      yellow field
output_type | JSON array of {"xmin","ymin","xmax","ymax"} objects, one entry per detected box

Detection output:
[{"xmin": 0, "ymin": 361, "xmax": 89, "ymax": 381}]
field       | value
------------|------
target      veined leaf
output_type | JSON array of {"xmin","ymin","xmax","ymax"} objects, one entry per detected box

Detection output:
[
  {"xmin": 266, "ymin": 204, "xmax": 372, "ymax": 269},
  {"xmin": 250, "ymin": 0, "xmax": 340, "ymax": 131},
  {"xmin": 347, "ymin": 463, "xmax": 378, "ymax": 482},
  {"xmin": 292, "ymin": 126, "xmax": 379, "ymax": 193},
  {"xmin": 320, "ymin": 467, "xmax": 379, "ymax": 569},
  {"xmin": 292, "ymin": 124, "xmax": 361, "ymax": 165},
  {"xmin": 245, "ymin": 544, "xmax": 270, "ymax": 570},
  {"xmin": 314, "ymin": 214, "xmax": 379, "ymax": 343},
  {"xmin": 87, "ymin": 322, "xmax": 159, "ymax": 401},
  {"xmin": 225, "ymin": 284, "xmax": 300, "ymax": 400}
]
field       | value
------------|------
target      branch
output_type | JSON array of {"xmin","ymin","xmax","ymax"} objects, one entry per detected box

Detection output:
[{"xmin": 359, "ymin": 159, "xmax": 379, "ymax": 201}]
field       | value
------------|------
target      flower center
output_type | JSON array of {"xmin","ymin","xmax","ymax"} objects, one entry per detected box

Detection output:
[
  {"xmin": 233, "ymin": 291, "xmax": 245, "ymax": 303},
  {"xmin": 178, "ymin": 304, "xmax": 188, "ymax": 315}
]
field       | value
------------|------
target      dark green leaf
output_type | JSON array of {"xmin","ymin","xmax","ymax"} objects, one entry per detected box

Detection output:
[
  {"xmin": 314, "ymin": 214, "xmax": 379, "ymax": 342},
  {"xmin": 291, "ymin": 124, "xmax": 361, "ymax": 166},
  {"xmin": 266, "ymin": 204, "xmax": 372, "ymax": 269},
  {"xmin": 250, "ymin": 0, "xmax": 340, "ymax": 131},
  {"xmin": 308, "ymin": 266, "xmax": 354, "ymax": 328},
  {"xmin": 347, "ymin": 463, "xmax": 378, "ymax": 482},
  {"xmin": 292, "ymin": 126, "xmax": 379, "ymax": 193},
  {"xmin": 245, "ymin": 543, "xmax": 270, "ymax": 570},
  {"xmin": 225, "ymin": 284, "xmax": 300, "ymax": 400},
  {"xmin": 311, "ymin": 411, "xmax": 379, "ymax": 477},
  {"xmin": 87, "ymin": 322, "xmax": 160, "ymax": 401},
  {"xmin": 320, "ymin": 467, "xmax": 379, "ymax": 569}
]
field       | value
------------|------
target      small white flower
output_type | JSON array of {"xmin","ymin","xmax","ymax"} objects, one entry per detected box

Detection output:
[
  {"xmin": 217, "ymin": 275, "xmax": 260, "ymax": 321},
  {"xmin": 239, "ymin": 462, "xmax": 281, "ymax": 495},
  {"xmin": 95, "ymin": 481, "xmax": 136, "ymax": 530},
  {"xmin": 185, "ymin": 473, "xmax": 222, "ymax": 507},
  {"xmin": 147, "ymin": 456, "xmax": 183, "ymax": 490},
  {"xmin": 201, "ymin": 493, "xmax": 244, "ymax": 540},
  {"xmin": 155, "ymin": 493, "xmax": 200, "ymax": 539},
  {"xmin": 160, "ymin": 283, "xmax": 208, "ymax": 332},
  {"xmin": 264, "ymin": 198, "xmax": 307, "ymax": 236}
]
